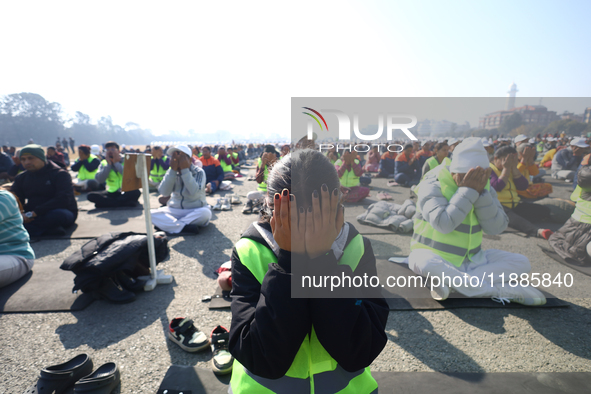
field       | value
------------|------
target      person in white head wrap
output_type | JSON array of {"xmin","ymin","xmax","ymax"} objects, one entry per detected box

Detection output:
[
  {"xmin": 409, "ymin": 137, "xmax": 546, "ymax": 305},
  {"xmin": 150, "ymin": 145, "xmax": 212, "ymax": 234}
]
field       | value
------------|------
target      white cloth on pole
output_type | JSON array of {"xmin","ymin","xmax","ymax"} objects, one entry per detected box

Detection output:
[
  {"xmin": 408, "ymin": 248, "xmax": 531, "ymax": 298},
  {"xmin": 151, "ymin": 206, "xmax": 212, "ymax": 234}
]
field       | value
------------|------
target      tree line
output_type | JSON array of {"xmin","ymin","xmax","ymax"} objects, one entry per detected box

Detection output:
[{"xmin": 0, "ymin": 92, "xmax": 155, "ymax": 146}]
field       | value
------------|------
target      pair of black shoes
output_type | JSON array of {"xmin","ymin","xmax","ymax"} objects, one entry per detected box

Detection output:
[
  {"xmin": 92, "ymin": 272, "xmax": 147, "ymax": 304},
  {"xmin": 24, "ymin": 354, "xmax": 120, "ymax": 394}
]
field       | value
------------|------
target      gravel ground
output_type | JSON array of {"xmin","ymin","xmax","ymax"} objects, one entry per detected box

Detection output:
[{"xmin": 2, "ymin": 165, "xmax": 591, "ymax": 393}]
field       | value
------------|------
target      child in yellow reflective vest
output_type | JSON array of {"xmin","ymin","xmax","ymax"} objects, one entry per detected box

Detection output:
[{"xmin": 229, "ymin": 149, "xmax": 388, "ymax": 394}]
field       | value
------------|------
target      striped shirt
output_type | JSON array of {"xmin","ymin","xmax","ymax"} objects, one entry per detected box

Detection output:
[{"xmin": 0, "ymin": 190, "xmax": 35, "ymax": 260}]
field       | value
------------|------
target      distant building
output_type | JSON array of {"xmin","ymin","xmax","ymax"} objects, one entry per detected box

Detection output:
[
  {"xmin": 560, "ymin": 111, "xmax": 584, "ymax": 123},
  {"xmin": 584, "ymin": 107, "xmax": 591, "ymax": 124},
  {"xmin": 505, "ymin": 82, "xmax": 518, "ymax": 111},
  {"xmin": 479, "ymin": 105, "xmax": 559, "ymax": 130}
]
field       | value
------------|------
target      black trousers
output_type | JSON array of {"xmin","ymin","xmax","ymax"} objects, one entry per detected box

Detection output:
[
  {"xmin": 503, "ymin": 202, "xmax": 551, "ymax": 236},
  {"xmin": 87, "ymin": 190, "xmax": 141, "ymax": 208}
]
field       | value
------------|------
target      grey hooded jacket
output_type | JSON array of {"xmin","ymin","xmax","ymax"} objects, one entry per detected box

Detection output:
[
  {"xmin": 158, "ymin": 165, "xmax": 207, "ymax": 209},
  {"xmin": 415, "ymin": 166, "xmax": 509, "ymax": 264}
]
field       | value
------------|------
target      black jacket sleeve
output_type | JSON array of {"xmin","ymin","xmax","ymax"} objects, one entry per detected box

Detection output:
[
  {"xmin": 10, "ymin": 176, "xmax": 25, "ymax": 209},
  {"xmin": 71, "ymin": 157, "xmax": 101, "ymax": 172},
  {"xmin": 33, "ymin": 171, "xmax": 75, "ymax": 216},
  {"xmin": 307, "ymin": 238, "xmax": 389, "ymax": 372},
  {"xmin": 229, "ymin": 247, "xmax": 312, "ymax": 379}
]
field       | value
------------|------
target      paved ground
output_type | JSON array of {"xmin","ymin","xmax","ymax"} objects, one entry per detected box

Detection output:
[{"xmin": 2, "ymin": 164, "xmax": 591, "ymax": 393}]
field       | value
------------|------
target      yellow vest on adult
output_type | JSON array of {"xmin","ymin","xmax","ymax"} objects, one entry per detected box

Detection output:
[
  {"xmin": 216, "ymin": 154, "xmax": 233, "ymax": 173},
  {"xmin": 101, "ymin": 159, "xmax": 123, "ymax": 193},
  {"xmin": 411, "ymin": 166, "xmax": 489, "ymax": 268},
  {"xmin": 335, "ymin": 158, "xmax": 360, "ymax": 188},
  {"xmin": 149, "ymin": 155, "xmax": 168, "ymax": 183},
  {"xmin": 230, "ymin": 235, "xmax": 378, "ymax": 394},
  {"xmin": 77, "ymin": 154, "xmax": 99, "ymax": 181},
  {"xmin": 570, "ymin": 186, "xmax": 591, "ymax": 224},
  {"xmin": 422, "ymin": 156, "xmax": 451, "ymax": 179},
  {"xmin": 256, "ymin": 158, "xmax": 269, "ymax": 192},
  {"xmin": 489, "ymin": 163, "xmax": 519, "ymax": 208}
]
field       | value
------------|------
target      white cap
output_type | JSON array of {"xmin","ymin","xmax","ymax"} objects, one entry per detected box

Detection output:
[
  {"xmin": 447, "ymin": 138, "xmax": 459, "ymax": 146},
  {"xmin": 90, "ymin": 144, "xmax": 101, "ymax": 155},
  {"xmin": 570, "ymin": 138, "xmax": 589, "ymax": 148},
  {"xmin": 449, "ymin": 137, "xmax": 490, "ymax": 174},
  {"xmin": 481, "ymin": 138, "xmax": 491, "ymax": 147},
  {"xmin": 514, "ymin": 134, "xmax": 528, "ymax": 143},
  {"xmin": 167, "ymin": 144, "xmax": 192, "ymax": 157},
  {"xmin": 528, "ymin": 138, "xmax": 536, "ymax": 144}
]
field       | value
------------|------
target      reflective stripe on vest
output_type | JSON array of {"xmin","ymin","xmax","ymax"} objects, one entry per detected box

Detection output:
[
  {"xmin": 216, "ymin": 154, "xmax": 233, "ymax": 173},
  {"xmin": 571, "ymin": 186, "xmax": 591, "ymax": 224},
  {"xmin": 335, "ymin": 159, "xmax": 360, "ymax": 188},
  {"xmin": 77, "ymin": 154, "xmax": 99, "ymax": 180},
  {"xmin": 100, "ymin": 159, "xmax": 123, "ymax": 193},
  {"xmin": 256, "ymin": 158, "xmax": 269, "ymax": 192},
  {"xmin": 490, "ymin": 163, "xmax": 519, "ymax": 208},
  {"xmin": 230, "ymin": 235, "xmax": 377, "ymax": 394},
  {"xmin": 410, "ymin": 166, "xmax": 489, "ymax": 267},
  {"xmin": 149, "ymin": 155, "xmax": 168, "ymax": 183}
]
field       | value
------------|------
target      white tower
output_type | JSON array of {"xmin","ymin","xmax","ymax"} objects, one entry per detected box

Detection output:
[{"xmin": 505, "ymin": 82, "xmax": 518, "ymax": 110}]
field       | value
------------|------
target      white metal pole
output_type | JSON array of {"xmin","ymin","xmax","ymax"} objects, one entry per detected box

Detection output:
[{"xmin": 133, "ymin": 154, "xmax": 172, "ymax": 291}]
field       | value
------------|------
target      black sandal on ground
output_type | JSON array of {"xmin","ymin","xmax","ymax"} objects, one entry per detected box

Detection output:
[
  {"xmin": 23, "ymin": 354, "xmax": 94, "ymax": 394},
  {"xmin": 73, "ymin": 363, "xmax": 120, "ymax": 393}
]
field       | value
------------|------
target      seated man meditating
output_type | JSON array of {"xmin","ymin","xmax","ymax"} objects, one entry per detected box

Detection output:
[
  {"xmin": 151, "ymin": 145, "xmax": 212, "ymax": 234},
  {"xmin": 0, "ymin": 190, "xmax": 35, "ymax": 288},
  {"xmin": 199, "ymin": 146, "xmax": 224, "ymax": 195},
  {"xmin": 11, "ymin": 145, "xmax": 78, "ymax": 237},
  {"xmin": 87, "ymin": 141, "xmax": 141, "ymax": 208},
  {"xmin": 549, "ymin": 166, "xmax": 591, "ymax": 266},
  {"xmin": 409, "ymin": 137, "xmax": 546, "ymax": 305},
  {"xmin": 71, "ymin": 144, "xmax": 103, "ymax": 192},
  {"xmin": 394, "ymin": 143, "xmax": 421, "ymax": 186}
]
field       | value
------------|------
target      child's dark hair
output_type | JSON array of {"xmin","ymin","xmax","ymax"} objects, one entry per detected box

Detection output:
[
  {"xmin": 494, "ymin": 145, "xmax": 516, "ymax": 158},
  {"xmin": 260, "ymin": 149, "xmax": 341, "ymax": 223}
]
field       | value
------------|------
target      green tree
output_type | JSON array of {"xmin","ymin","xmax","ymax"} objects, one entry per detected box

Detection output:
[
  {"xmin": 0, "ymin": 93, "xmax": 65, "ymax": 145},
  {"xmin": 499, "ymin": 113, "xmax": 523, "ymax": 135}
]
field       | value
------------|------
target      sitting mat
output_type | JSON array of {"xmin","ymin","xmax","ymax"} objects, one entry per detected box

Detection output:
[
  {"xmin": 208, "ymin": 287, "xmax": 232, "ymax": 310},
  {"xmin": 377, "ymin": 260, "xmax": 567, "ymax": 310},
  {"xmin": 158, "ymin": 366, "xmax": 591, "ymax": 394},
  {"xmin": 35, "ymin": 216, "xmax": 149, "ymax": 240},
  {"xmin": 0, "ymin": 259, "xmax": 94, "ymax": 313},
  {"xmin": 157, "ymin": 365, "xmax": 230, "ymax": 394},
  {"xmin": 539, "ymin": 246, "xmax": 591, "ymax": 277}
]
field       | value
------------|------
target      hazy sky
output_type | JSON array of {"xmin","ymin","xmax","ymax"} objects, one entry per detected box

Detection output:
[{"xmin": 1, "ymin": 0, "xmax": 589, "ymax": 138}]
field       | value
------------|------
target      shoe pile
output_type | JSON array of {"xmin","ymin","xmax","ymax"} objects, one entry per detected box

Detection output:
[
  {"xmin": 213, "ymin": 197, "xmax": 232, "ymax": 211},
  {"xmin": 242, "ymin": 198, "xmax": 263, "ymax": 214},
  {"xmin": 167, "ymin": 318, "xmax": 234, "ymax": 375},
  {"xmin": 24, "ymin": 354, "xmax": 120, "ymax": 394}
]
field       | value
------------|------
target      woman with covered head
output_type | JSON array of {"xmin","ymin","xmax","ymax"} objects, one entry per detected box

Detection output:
[{"xmin": 228, "ymin": 149, "xmax": 388, "ymax": 393}]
